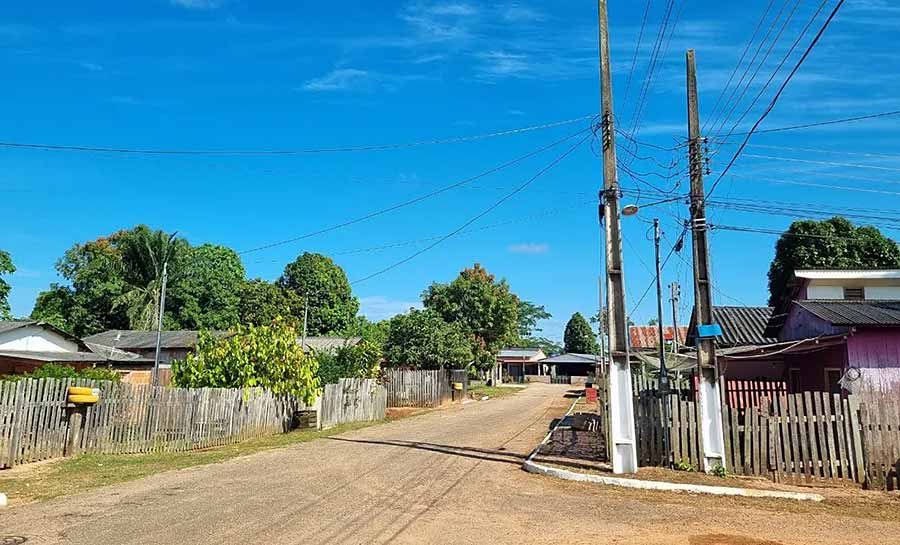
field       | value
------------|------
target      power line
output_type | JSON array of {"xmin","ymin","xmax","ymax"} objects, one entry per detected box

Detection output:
[
  {"xmin": 626, "ymin": 0, "xmax": 676, "ymax": 139},
  {"xmin": 713, "ymin": 0, "xmax": 801, "ymax": 137},
  {"xmin": 237, "ymin": 127, "xmax": 590, "ymax": 255},
  {"xmin": 740, "ymin": 153, "xmax": 900, "ymax": 173},
  {"xmin": 0, "ymin": 114, "xmax": 595, "ymax": 156},
  {"xmin": 705, "ymin": 0, "xmax": 847, "ymax": 199},
  {"xmin": 627, "ymin": 224, "xmax": 688, "ymax": 318},
  {"xmin": 710, "ymin": 223, "xmax": 900, "ymax": 243},
  {"xmin": 730, "ymin": 173, "xmax": 900, "ymax": 196},
  {"xmin": 722, "ymin": 109, "xmax": 900, "ymax": 136},
  {"xmin": 719, "ymin": 142, "xmax": 900, "ymax": 161},
  {"xmin": 702, "ymin": 0, "xmax": 778, "ymax": 133},
  {"xmin": 350, "ymin": 133, "xmax": 591, "ymax": 284},
  {"xmin": 622, "ymin": 0, "xmax": 654, "ymax": 104},
  {"xmin": 717, "ymin": 0, "xmax": 831, "ymax": 141},
  {"xmin": 251, "ymin": 200, "xmax": 597, "ymax": 264}
]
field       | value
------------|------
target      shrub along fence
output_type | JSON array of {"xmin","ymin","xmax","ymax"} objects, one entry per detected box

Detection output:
[
  {"xmin": 320, "ymin": 378, "xmax": 386, "ymax": 429},
  {"xmin": 383, "ymin": 369, "xmax": 453, "ymax": 408}
]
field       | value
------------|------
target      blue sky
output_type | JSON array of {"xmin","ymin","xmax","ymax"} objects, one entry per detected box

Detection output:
[{"xmin": 2, "ymin": 1, "xmax": 900, "ymax": 342}]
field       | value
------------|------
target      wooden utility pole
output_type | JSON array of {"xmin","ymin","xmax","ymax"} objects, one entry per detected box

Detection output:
[
  {"xmin": 686, "ymin": 49, "xmax": 727, "ymax": 472},
  {"xmin": 653, "ymin": 218, "xmax": 671, "ymax": 463},
  {"xmin": 670, "ymin": 282, "xmax": 681, "ymax": 353},
  {"xmin": 598, "ymin": 0, "xmax": 637, "ymax": 474}
]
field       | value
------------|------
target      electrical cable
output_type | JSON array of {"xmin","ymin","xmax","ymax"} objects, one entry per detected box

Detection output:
[
  {"xmin": 350, "ymin": 133, "xmax": 591, "ymax": 284},
  {"xmin": 0, "ymin": 114, "xmax": 595, "ymax": 156},
  {"xmin": 237, "ymin": 127, "xmax": 590, "ymax": 255}
]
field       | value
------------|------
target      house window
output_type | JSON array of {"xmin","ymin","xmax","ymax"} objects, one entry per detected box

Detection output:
[
  {"xmin": 843, "ymin": 287, "xmax": 865, "ymax": 300},
  {"xmin": 825, "ymin": 368, "xmax": 843, "ymax": 394},
  {"xmin": 789, "ymin": 368, "xmax": 802, "ymax": 393}
]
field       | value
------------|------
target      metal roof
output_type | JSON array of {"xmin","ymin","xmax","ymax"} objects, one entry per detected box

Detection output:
[
  {"xmin": 539, "ymin": 353, "xmax": 601, "ymax": 364},
  {"xmin": 300, "ymin": 336, "xmax": 362, "ymax": 351},
  {"xmin": 629, "ymin": 326, "xmax": 688, "ymax": 349},
  {"xmin": 0, "ymin": 320, "xmax": 34, "ymax": 334},
  {"xmin": 83, "ymin": 330, "xmax": 231, "ymax": 350},
  {"xmin": 0, "ymin": 350, "xmax": 110, "ymax": 363},
  {"xmin": 687, "ymin": 306, "xmax": 778, "ymax": 347},
  {"xmin": 795, "ymin": 269, "xmax": 900, "ymax": 280},
  {"xmin": 498, "ymin": 347, "xmax": 545, "ymax": 359},
  {"xmin": 797, "ymin": 300, "xmax": 900, "ymax": 326}
]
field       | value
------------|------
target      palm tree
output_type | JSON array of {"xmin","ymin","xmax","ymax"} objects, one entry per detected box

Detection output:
[{"xmin": 113, "ymin": 227, "xmax": 183, "ymax": 330}]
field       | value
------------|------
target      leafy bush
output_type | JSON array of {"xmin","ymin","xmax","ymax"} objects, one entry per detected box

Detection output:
[
  {"xmin": 674, "ymin": 459, "xmax": 695, "ymax": 472},
  {"xmin": 1, "ymin": 363, "xmax": 121, "ymax": 382},
  {"xmin": 171, "ymin": 320, "xmax": 319, "ymax": 404},
  {"xmin": 383, "ymin": 309, "xmax": 473, "ymax": 369},
  {"xmin": 316, "ymin": 340, "xmax": 382, "ymax": 385},
  {"xmin": 712, "ymin": 464, "xmax": 728, "ymax": 478}
]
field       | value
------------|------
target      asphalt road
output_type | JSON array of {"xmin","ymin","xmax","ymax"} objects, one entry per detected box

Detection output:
[{"xmin": 2, "ymin": 383, "xmax": 897, "ymax": 545}]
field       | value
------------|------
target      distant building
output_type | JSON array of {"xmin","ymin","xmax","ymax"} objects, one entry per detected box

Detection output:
[
  {"xmin": 497, "ymin": 347, "xmax": 547, "ymax": 378},
  {"xmin": 82, "ymin": 330, "xmax": 232, "ymax": 367},
  {"xmin": 539, "ymin": 353, "xmax": 601, "ymax": 378},
  {"xmin": 0, "ymin": 320, "xmax": 147, "ymax": 375}
]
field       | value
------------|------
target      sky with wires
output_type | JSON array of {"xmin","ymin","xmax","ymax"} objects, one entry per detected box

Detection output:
[{"xmin": 2, "ymin": 1, "xmax": 899, "ymax": 342}]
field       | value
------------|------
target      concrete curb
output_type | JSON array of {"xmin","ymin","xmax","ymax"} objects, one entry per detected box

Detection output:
[{"xmin": 523, "ymin": 460, "xmax": 825, "ymax": 502}]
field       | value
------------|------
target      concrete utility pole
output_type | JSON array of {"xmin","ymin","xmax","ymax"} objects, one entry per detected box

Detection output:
[
  {"xmin": 598, "ymin": 0, "xmax": 637, "ymax": 475},
  {"xmin": 670, "ymin": 282, "xmax": 681, "ymax": 354},
  {"xmin": 653, "ymin": 218, "xmax": 671, "ymax": 463},
  {"xmin": 686, "ymin": 49, "xmax": 727, "ymax": 472},
  {"xmin": 152, "ymin": 260, "xmax": 169, "ymax": 387}
]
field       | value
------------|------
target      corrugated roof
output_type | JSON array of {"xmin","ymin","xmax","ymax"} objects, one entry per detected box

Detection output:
[
  {"xmin": 540, "ymin": 353, "xmax": 601, "ymax": 364},
  {"xmin": 83, "ymin": 330, "xmax": 231, "ymax": 350},
  {"xmin": 498, "ymin": 347, "xmax": 545, "ymax": 358},
  {"xmin": 688, "ymin": 306, "xmax": 778, "ymax": 347},
  {"xmin": 301, "ymin": 337, "xmax": 361, "ymax": 351},
  {"xmin": 797, "ymin": 300, "xmax": 900, "ymax": 326},
  {"xmin": 0, "ymin": 350, "xmax": 110, "ymax": 363},
  {"xmin": 629, "ymin": 326, "xmax": 688, "ymax": 349},
  {"xmin": 0, "ymin": 320, "xmax": 34, "ymax": 334}
]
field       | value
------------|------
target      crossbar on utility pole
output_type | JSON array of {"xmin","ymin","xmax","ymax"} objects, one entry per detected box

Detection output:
[
  {"xmin": 598, "ymin": 0, "xmax": 637, "ymax": 474},
  {"xmin": 686, "ymin": 49, "xmax": 727, "ymax": 472}
]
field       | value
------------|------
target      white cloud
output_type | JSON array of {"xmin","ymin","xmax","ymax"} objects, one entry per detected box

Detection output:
[
  {"xmin": 508, "ymin": 243, "xmax": 549, "ymax": 254},
  {"xmin": 400, "ymin": 1, "xmax": 478, "ymax": 43},
  {"xmin": 477, "ymin": 50, "xmax": 531, "ymax": 78},
  {"xmin": 359, "ymin": 296, "xmax": 422, "ymax": 321},
  {"xmin": 300, "ymin": 68, "xmax": 370, "ymax": 92},
  {"xmin": 79, "ymin": 62, "xmax": 104, "ymax": 72},
  {"xmin": 500, "ymin": 4, "xmax": 544, "ymax": 23},
  {"xmin": 428, "ymin": 2, "xmax": 478, "ymax": 17},
  {"xmin": 412, "ymin": 54, "xmax": 447, "ymax": 64},
  {"xmin": 170, "ymin": 0, "xmax": 223, "ymax": 9}
]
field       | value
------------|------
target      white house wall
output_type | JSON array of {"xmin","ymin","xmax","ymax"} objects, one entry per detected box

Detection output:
[
  {"xmin": 806, "ymin": 285, "xmax": 843, "ymax": 300},
  {"xmin": 0, "ymin": 326, "xmax": 79, "ymax": 353}
]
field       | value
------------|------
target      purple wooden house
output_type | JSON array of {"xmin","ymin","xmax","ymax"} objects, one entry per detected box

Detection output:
[{"xmin": 762, "ymin": 269, "xmax": 900, "ymax": 392}]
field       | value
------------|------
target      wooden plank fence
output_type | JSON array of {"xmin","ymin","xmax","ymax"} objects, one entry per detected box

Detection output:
[
  {"xmin": 0, "ymin": 378, "xmax": 305, "ymax": 468},
  {"xmin": 383, "ymin": 369, "xmax": 452, "ymax": 408},
  {"xmin": 859, "ymin": 394, "xmax": 900, "ymax": 490},
  {"xmin": 320, "ymin": 378, "xmax": 386, "ymax": 429}
]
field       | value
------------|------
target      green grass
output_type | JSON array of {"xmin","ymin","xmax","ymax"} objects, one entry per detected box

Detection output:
[
  {"xmin": 0, "ymin": 419, "xmax": 388, "ymax": 506},
  {"xmin": 468, "ymin": 382, "xmax": 523, "ymax": 399}
]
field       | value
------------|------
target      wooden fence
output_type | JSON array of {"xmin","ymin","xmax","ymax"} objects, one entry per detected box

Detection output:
[
  {"xmin": 320, "ymin": 378, "xmax": 386, "ymax": 429},
  {"xmin": 383, "ymin": 369, "xmax": 452, "ymax": 408},
  {"xmin": 859, "ymin": 394, "xmax": 900, "ymax": 490},
  {"xmin": 633, "ymin": 390, "xmax": 878, "ymax": 485}
]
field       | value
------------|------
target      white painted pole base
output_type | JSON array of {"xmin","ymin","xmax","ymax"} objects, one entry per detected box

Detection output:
[
  {"xmin": 697, "ymin": 367, "xmax": 726, "ymax": 472},
  {"xmin": 608, "ymin": 357, "xmax": 638, "ymax": 474}
]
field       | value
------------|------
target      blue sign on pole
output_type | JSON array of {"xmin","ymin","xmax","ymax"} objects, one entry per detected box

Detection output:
[{"xmin": 696, "ymin": 324, "xmax": 722, "ymax": 339}]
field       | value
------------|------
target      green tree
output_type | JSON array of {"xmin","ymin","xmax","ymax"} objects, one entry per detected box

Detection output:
[
  {"xmin": 339, "ymin": 315, "xmax": 390, "ymax": 345},
  {"xmin": 171, "ymin": 244, "xmax": 245, "ymax": 330},
  {"xmin": 517, "ymin": 300, "xmax": 551, "ymax": 337},
  {"xmin": 278, "ymin": 253, "xmax": 359, "ymax": 335},
  {"xmin": 114, "ymin": 227, "xmax": 187, "ymax": 330},
  {"xmin": 315, "ymin": 340, "xmax": 382, "ymax": 385},
  {"xmin": 171, "ymin": 320, "xmax": 319, "ymax": 404},
  {"xmin": 422, "ymin": 263, "xmax": 519, "ymax": 369},
  {"xmin": 237, "ymin": 279, "xmax": 304, "ymax": 327},
  {"xmin": 0, "ymin": 250, "xmax": 15, "ymax": 319},
  {"xmin": 383, "ymin": 309, "xmax": 473, "ymax": 369},
  {"xmin": 768, "ymin": 217, "xmax": 900, "ymax": 306},
  {"xmin": 32, "ymin": 226, "xmax": 248, "ymax": 336},
  {"xmin": 518, "ymin": 336, "xmax": 563, "ymax": 356},
  {"xmin": 564, "ymin": 312, "xmax": 599, "ymax": 354}
]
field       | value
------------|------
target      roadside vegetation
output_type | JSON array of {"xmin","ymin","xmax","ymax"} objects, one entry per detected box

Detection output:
[{"xmin": 468, "ymin": 381, "xmax": 523, "ymax": 399}]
